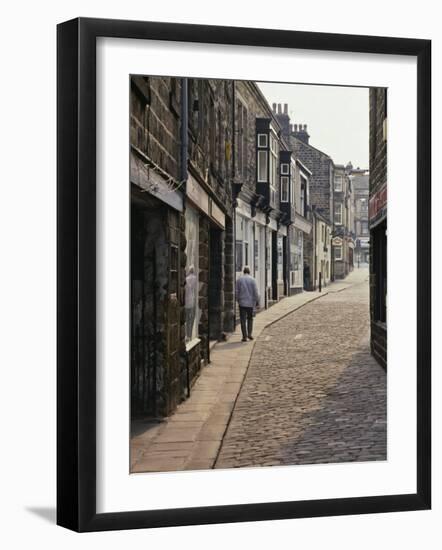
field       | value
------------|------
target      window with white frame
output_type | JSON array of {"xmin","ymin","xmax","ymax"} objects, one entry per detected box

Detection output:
[
  {"xmin": 300, "ymin": 174, "xmax": 308, "ymax": 216},
  {"xmin": 334, "ymin": 202, "xmax": 342, "ymax": 225},
  {"xmin": 257, "ymin": 133, "xmax": 268, "ymax": 148},
  {"xmin": 257, "ymin": 150, "xmax": 267, "ymax": 182},
  {"xmin": 291, "ymin": 168, "xmax": 296, "ymax": 207},
  {"xmin": 269, "ymin": 133, "xmax": 278, "ymax": 206},
  {"xmin": 280, "ymin": 163, "xmax": 289, "ymax": 175},
  {"xmin": 257, "ymin": 132, "xmax": 268, "ymax": 183},
  {"xmin": 281, "ymin": 176, "xmax": 289, "ymax": 202},
  {"xmin": 334, "ymin": 175, "xmax": 343, "ymax": 192},
  {"xmin": 334, "ymin": 245, "xmax": 343, "ymax": 260}
]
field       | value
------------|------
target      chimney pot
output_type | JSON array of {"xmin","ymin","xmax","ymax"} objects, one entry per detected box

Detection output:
[
  {"xmin": 277, "ymin": 104, "xmax": 282, "ymax": 114},
  {"xmin": 294, "ymin": 124, "xmax": 298, "ymax": 132},
  {"xmin": 304, "ymin": 124, "xmax": 307, "ymax": 131},
  {"xmin": 284, "ymin": 103, "xmax": 288, "ymax": 115},
  {"xmin": 272, "ymin": 102, "xmax": 276, "ymax": 112}
]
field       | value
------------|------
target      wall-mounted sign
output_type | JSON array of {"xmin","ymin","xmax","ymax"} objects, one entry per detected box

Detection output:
[{"xmin": 187, "ymin": 174, "xmax": 225, "ymax": 229}]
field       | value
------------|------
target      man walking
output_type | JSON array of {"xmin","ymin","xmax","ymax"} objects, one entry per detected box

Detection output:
[{"xmin": 236, "ymin": 266, "xmax": 259, "ymax": 342}]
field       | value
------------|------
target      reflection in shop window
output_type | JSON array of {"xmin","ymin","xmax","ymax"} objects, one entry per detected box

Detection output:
[{"xmin": 185, "ymin": 206, "xmax": 200, "ymax": 343}]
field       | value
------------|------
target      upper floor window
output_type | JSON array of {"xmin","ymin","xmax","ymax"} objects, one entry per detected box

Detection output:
[
  {"xmin": 300, "ymin": 174, "xmax": 308, "ymax": 217},
  {"xmin": 334, "ymin": 175, "xmax": 343, "ymax": 192},
  {"xmin": 257, "ymin": 150, "xmax": 267, "ymax": 182},
  {"xmin": 280, "ymin": 163, "xmax": 289, "ymax": 175},
  {"xmin": 291, "ymin": 169, "xmax": 296, "ymax": 208},
  {"xmin": 269, "ymin": 133, "xmax": 279, "ymax": 207},
  {"xmin": 257, "ymin": 133, "xmax": 268, "ymax": 148},
  {"xmin": 334, "ymin": 245, "xmax": 343, "ymax": 260},
  {"xmin": 269, "ymin": 133, "xmax": 279, "ymax": 187},
  {"xmin": 237, "ymin": 100, "xmax": 248, "ymax": 180},
  {"xmin": 281, "ymin": 177, "xmax": 289, "ymax": 202},
  {"xmin": 334, "ymin": 202, "xmax": 342, "ymax": 225},
  {"xmin": 256, "ymin": 131, "xmax": 268, "ymax": 183}
]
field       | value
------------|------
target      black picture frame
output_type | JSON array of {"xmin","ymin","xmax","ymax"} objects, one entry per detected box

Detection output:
[{"xmin": 57, "ymin": 17, "xmax": 431, "ymax": 532}]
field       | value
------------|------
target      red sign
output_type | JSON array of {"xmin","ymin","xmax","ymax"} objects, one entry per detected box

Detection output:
[{"xmin": 369, "ymin": 184, "xmax": 387, "ymax": 221}]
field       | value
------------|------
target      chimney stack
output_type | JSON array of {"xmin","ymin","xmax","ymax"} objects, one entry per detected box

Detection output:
[{"xmin": 293, "ymin": 123, "xmax": 310, "ymax": 145}]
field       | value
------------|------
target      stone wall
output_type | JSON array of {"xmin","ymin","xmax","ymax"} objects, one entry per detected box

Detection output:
[
  {"xmin": 291, "ymin": 137, "xmax": 333, "ymax": 222},
  {"xmin": 130, "ymin": 77, "xmax": 181, "ymax": 181}
]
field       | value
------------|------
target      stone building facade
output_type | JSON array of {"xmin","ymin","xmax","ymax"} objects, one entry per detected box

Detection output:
[
  {"xmin": 290, "ymin": 126, "xmax": 333, "ymax": 289},
  {"xmin": 130, "ymin": 77, "xmax": 363, "ymax": 419},
  {"xmin": 232, "ymin": 89, "xmax": 294, "ymax": 310},
  {"xmin": 273, "ymin": 105, "xmax": 313, "ymax": 294},
  {"xmin": 130, "ymin": 76, "xmax": 234, "ymax": 418},
  {"xmin": 369, "ymin": 88, "xmax": 387, "ymax": 369},
  {"xmin": 332, "ymin": 164, "xmax": 355, "ymax": 279},
  {"xmin": 351, "ymin": 166, "xmax": 370, "ymax": 265}
]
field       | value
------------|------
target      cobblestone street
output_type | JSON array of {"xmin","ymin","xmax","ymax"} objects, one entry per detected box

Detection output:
[
  {"xmin": 215, "ymin": 267, "xmax": 387, "ymax": 469},
  {"xmin": 131, "ymin": 267, "xmax": 386, "ymax": 473}
]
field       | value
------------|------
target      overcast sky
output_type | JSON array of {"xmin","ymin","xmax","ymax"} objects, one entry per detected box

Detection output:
[{"xmin": 258, "ymin": 82, "xmax": 369, "ymax": 169}]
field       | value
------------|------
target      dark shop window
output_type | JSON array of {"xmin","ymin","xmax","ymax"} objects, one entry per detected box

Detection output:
[{"xmin": 373, "ymin": 221, "xmax": 387, "ymax": 323}]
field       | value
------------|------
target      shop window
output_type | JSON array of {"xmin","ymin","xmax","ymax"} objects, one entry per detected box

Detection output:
[
  {"xmin": 373, "ymin": 221, "xmax": 387, "ymax": 323},
  {"xmin": 185, "ymin": 206, "xmax": 200, "ymax": 343}
]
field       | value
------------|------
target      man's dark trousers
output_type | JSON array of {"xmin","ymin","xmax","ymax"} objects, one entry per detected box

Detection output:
[{"xmin": 239, "ymin": 306, "xmax": 254, "ymax": 339}]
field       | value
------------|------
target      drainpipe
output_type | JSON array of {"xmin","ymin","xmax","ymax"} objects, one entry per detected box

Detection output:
[
  {"xmin": 180, "ymin": 79, "xmax": 190, "ymax": 393},
  {"xmin": 232, "ymin": 81, "xmax": 237, "ymax": 326},
  {"xmin": 180, "ymin": 78, "xmax": 188, "ymax": 184}
]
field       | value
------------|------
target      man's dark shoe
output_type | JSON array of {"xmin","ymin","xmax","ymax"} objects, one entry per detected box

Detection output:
[
  {"xmin": 241, "ymin": 337, "xmax": 248, "ymax": 342},
  {"xmin": 248, "ymin": 336, "xmax": 254, "ymax": 340}
]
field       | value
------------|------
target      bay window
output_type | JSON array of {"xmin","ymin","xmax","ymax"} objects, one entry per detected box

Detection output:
[
  {"xmin": 269, "ymin": 133, "xmax": 278, "ymax": 207},
  {"xmin": 334, "ymin": 175, "xmax": 343, "ymax": 192},
  {"xmin": 334, "ymin": 202, "xmax": 342, "ymax": 225},
  {"xmin": 281, "ymin": 176, "xmax": 289, "ymax": 202}
]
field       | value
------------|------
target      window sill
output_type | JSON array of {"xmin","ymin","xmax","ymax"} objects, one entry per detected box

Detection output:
[{"xmin": 186, "ymin": 338, "xmax": 201, "ymax": 353}]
